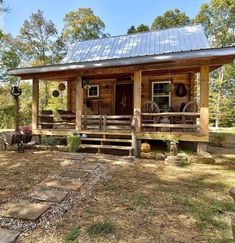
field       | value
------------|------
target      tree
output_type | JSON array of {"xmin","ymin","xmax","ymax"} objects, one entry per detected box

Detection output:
[
  {"xmin": 193, "ymin": 0, "xmax": 235, "ymax": 47},
  {"xmin": 151, "ymin": 9, "xmax": 190, "ymax": 30},
  {"xmin": 127, "ymin": 26, "xmax": 137, "ymax": 34},
  {"xmin": 0, "ymin": 0, "xmax": 9, "ymax": 13},
  {"xmin": 62, "ymin": 8, "xmax": 106, "ymax": 45},
  {"xmin": 127, "ymin": 24, "xmax": 149, "ymax": 34},
  {"xmin": 0, "ymin": 30, "xmax": 20, "ymax": 84},
  {"xmin": 136, "ymin": 24, "xmax": 149, "ymax": 32},
  {"xmin": 194, "ymin": 0, "xmax": 235, "ymax": 127},
  {"xmin": 14, "ymin": 10, "xmax": 65, "ymax": 65}
]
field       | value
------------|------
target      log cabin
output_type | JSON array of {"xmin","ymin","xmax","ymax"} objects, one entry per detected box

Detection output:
[{"xmin": 8, "ymin": 24, "xmax": 235, "ymax": 156}]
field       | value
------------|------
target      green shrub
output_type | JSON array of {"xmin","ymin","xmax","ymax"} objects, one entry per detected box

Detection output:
[
  {"xmin": 63, "ymin": 226, "xmax": 80, "ymax": 242},
  {"xmin": 67, "ymin": 133, "xmax": 81, "ymax": 152},
  {"xmin": 87, "ymin": 220, "xmax": 116, "ymax": 236}
]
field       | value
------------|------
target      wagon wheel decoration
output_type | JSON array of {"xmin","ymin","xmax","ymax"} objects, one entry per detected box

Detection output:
[{"xmin": 141, "ymin": 101, "xmax": 160, "ymax": 129}]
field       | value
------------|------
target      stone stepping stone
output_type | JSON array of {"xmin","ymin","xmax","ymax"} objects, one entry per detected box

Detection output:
[
  {"xmin": 59, "ymin": 169, "xmax": 89, "ymax": 179},
  {"xmin": 1, "ymin": 203, "xmax": 50, "ymax": 221},
  {"xmin": 39, "ymin": 178, "xmax": 83, "ymax": 191},
  {"xmin": 73, "ymin": 163, "xmax": 99, "ymax": 171},
  {"xmin": 28, "ymin": 187, "xmax": 68, "ymax": 202},
  {"xmin": 0, "ymin": 227, "xmax": 20, "ymax": 243}
]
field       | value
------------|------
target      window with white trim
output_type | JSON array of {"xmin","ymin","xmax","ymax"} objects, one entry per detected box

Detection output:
[
  {"xmin": 88, "ymin": 85, "xmax": 99, "ymax": 98},
  {"xmin": 152, "ymin": 81, "xmax": 171, "ymax": 111}
]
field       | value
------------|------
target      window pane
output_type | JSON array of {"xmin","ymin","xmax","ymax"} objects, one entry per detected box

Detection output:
[
  {"xmin": 153, "ymin": 83, "xmax": 170, "ymax": 95},
  {"xmin": 89, "ymin": 86, "xmax": 98, "ymax": 96}
]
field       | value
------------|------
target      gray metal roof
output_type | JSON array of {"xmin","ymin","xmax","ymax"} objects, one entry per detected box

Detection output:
[{"xmin": 63, "ymin": 24, "xmax": 210, "ymax": 64}]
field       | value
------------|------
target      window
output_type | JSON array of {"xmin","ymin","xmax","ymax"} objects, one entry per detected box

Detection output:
[
  {"xmin": 88, "ymin": 85, "xmax": 99, "ymax": 98},
  {"xmin": 152, "ymin": 81, "xmax": 171, "ymax": 111}
]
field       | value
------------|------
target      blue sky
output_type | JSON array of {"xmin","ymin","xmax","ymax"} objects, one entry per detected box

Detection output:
[{"xmin": 3, "ymin": 0, "xmax": 208, "ymax": 37}]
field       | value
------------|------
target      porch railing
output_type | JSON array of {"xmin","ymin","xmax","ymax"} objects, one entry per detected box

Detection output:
[
  {"xmin": 82, "ymin": 115, "xmax": 133, "ymax": 131},
  {"xmin": 37, "ymin": 112, "xmax": 201, "ymax": 133},
  {"xmin": 141, "ymin": 112, "xmax": 200, "ymax": 132}
]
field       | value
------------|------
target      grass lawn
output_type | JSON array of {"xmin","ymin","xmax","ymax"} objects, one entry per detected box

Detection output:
[{"xmin": 0, "ymin": 150, "xmax": 234, "ymax": 242}]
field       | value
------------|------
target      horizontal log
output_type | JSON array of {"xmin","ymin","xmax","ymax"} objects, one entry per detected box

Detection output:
[
  {"xmin": 142, "ymin": 124, "xmax": 200, "ymax": 128},
  {"xmin": 141, "ymin": 112, "xmax": 200, "ymax": 117}
]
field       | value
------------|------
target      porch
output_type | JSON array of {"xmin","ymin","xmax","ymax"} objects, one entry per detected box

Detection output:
[{"xmin": 29, "ymin": 63, "xmax": 211, "ymax": 156}]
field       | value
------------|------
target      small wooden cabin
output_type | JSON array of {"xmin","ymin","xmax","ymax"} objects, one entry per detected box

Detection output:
[{"xmin": 9, "ymin": 25, "xmax": 235, "ymax": 155}]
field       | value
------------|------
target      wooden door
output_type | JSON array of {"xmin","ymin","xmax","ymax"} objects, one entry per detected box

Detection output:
[{"xmin": 115, "ymin": 84, "xmax": 133, "ymax": 115}]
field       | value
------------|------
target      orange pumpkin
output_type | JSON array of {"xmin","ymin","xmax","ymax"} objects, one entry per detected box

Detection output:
[{"xmin": 141, "ymin": 142, "xmax": 151, "ymax": 153}]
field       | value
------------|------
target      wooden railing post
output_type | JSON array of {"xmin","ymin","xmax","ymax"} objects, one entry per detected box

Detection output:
[
  {"xmin": 32, "ymin": 78, "xmax": 39, "ymax": 130},
  {"xmin": 133, "ymin": 70, "xmax": 142, "ymax": 133},
  {"xmin": 75, "ymin": 76, "xmax": 83, "ymax": 131},
  {"xmin": 103, "ymin": 115, "xmax": 107, "ymax": 131},
  {"xmin": 198, "ymin": 65, "xmax": 209, "ymax": 154}
]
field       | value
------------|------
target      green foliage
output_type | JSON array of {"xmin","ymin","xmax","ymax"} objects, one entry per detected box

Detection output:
[
  {"xmin": 63, "ymin": 226, "xmax": 80, "ymax": 242},
  {"xmin": 193, "ymin": 0, "xmax": 235, "ymax": 47},
  {"xmin": 151, "ymin": 9, "xmax": 190, "ymax": 30},
  {"xmin": 87, "ymin": 220, "xmax": 116, "ymax": 236},
  {"xmin": 14, "ymin": 9, "xmax": 65, "ymax": 65},
  {"xmin": 62, "ymin": 8, "xmax": 106, "ymax": 45},
  {"xmin": 178, "ymin": 156, "xmax": 191, "ymax": 167},
  {"xmin": 127, "ymin": 24, "xmax": 149, "ymax": 34},
  {"xmin": 41, "ymin": 136, "xmax": 65, "ymax": 146},
  {"xmin": 67, "ymin": 133, "xmax": 81, "ymax": 152},
  {"xmin": 127, "ymin": 25, "xmax": 137, "ymax": 34}
]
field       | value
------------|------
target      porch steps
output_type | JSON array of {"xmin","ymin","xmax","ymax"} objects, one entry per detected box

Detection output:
[{"xmin": 79, "ymin": 132, "xmax": 133, "ymax": 156}]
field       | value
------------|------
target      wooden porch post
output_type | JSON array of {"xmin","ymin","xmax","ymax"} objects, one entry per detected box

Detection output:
[
  {"xmin": 75, "ymin": 76, "xmax": 83, "ymax": 130},
  {"xmin": 32, "ymin": 78, "xmax": 39, "ymax": 130},
  {"xmin": 133, "ymin": 70, "xmax": 142, "ymax": 132},
  {"xmin": 197, "ymin": 65, "xmax": 209, "ymax": 154}
]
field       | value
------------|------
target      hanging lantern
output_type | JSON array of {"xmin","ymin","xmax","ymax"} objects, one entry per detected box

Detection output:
[{"xmin": 10, "ymin": 86, "xmax": 22, "ymax": 97}]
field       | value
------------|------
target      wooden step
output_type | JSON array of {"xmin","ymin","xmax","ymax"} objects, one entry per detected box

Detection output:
[
  {"xmin": 80, "ymin": 144, "xmax": 133, "ymax": 151},
  {"xmin": 80, "ymin": 138, "xmax": 132, "ymax": 143},
  {"xmin": 78, "ymin": 130, "xmax": 131, "ymax": 136}
]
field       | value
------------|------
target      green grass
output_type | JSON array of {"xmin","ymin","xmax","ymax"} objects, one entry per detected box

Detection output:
[
  {"xmin": 87, "ymin": 220, "xmax": 116, "ymax": 236},
  {"xmin": 63, "ymin": 226, "xmax": 80, "ymax": 242}
]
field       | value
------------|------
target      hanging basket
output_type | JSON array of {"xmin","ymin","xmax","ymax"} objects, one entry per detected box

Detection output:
[{"xmin": 164, "ymin": 83, "xmax": 174, "ymax": 93}]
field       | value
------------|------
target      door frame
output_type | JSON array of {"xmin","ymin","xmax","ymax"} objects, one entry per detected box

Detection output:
[{"xmin": 114, "ymin": 81, "xmax": 133, "ymax": 115}]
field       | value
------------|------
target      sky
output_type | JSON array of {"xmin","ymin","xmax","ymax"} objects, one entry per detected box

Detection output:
[{"xmin": 2, "ymin": 0, "xmax": 209, "ymax": 37}]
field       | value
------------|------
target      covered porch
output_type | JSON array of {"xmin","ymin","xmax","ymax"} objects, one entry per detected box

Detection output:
[{"xmin": 29, "ymin": 62, "xmax": 213, "ymax": 151}]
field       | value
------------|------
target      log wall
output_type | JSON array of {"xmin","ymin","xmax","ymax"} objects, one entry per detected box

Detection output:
[{"xmin": 67, "ymin": 73, "xmax": 195, "ymax": 115}]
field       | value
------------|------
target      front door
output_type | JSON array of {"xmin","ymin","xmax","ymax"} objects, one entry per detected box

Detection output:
[{"xmin": 115, "ymin": 84, "xmax": 133, "ymax": 115}]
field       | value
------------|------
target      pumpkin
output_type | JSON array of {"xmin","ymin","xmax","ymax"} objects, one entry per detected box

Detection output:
[{"xmin": 141, "ymin": 142, "xmax": 151, "ymax": 153}]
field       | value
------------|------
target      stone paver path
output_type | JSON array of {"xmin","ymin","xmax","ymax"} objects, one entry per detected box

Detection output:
[
  {"xmin": 59, "ymin": 169, "xmax": 89, "ymax": 179},
  {"xmin": 0, "ymin": 227, "xmax": 20, "ymax": 243},
  {"xmin": 39, "ymin": 178, "xmax": 84, "ymax": 191},
  {"xmin": 0, "ymin": 153, "xmax": 103, "ymax": 242},
  {"xmin": 28, "ymin": 187, "xmax": 68, "ymax": 202},
  {"xmin": 1, "ymin": 203, "xmax": 50, "ymax": 221}
]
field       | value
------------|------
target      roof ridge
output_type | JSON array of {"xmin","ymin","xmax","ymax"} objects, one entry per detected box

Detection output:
[{"xmin": 71, "ymin": 24, "xmax": 203, "ymax": 45}]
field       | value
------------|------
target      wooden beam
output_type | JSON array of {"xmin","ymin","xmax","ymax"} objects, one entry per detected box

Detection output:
[
  {"xmin": 198, "ymin": 65, "xmax": 209, "ymax": 154},
  {"xmin": 133, "ymin": 70, "xmax": 142, "ymax": 132},
  {"xmin": 75, "ymin": 76, "xmax": 83, "ymax": 130},
  {"xmin": 18, "ymin": 57, "xmax": 234, "ymax": 80},
  {"xmin": 136, "ymin": 132, "xmax": 209, "ymax": 142},
  {"xmin": 32, "ymin": 78, "xmax": 39, "ymax": 130},
  {"xmin": 199, "ymin": 65, "xmax": 209, "ymax": 136}
]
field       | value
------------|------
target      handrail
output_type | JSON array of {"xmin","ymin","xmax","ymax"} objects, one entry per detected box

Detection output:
[{"xmin": 141, "ymin": 112, "xmax": 200, "ymax": 116}]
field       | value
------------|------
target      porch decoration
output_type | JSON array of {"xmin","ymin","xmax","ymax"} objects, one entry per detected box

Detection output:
[
  {"xmin": 58, "ymin": 83, "xmax": 66, "ymax": 91},
  {"xmin": 52, "ymin": 90, "xmax": 60, "ymax": 97},
  {"xmin": 176, "ymin": 83, "xmax": 188, "ymax": 97},
  {"xmin": 164, "ymin": 83, "xmax": 174, "ymax": 93},
  {"xmin": 141, "ymin": 142, "xmax": 151, "ymax": 153}
]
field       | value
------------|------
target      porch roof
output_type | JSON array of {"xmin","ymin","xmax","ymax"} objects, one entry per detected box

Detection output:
[{"xmin": 8, "ymin": 46, "xmax": 235, "ymax": 77}]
